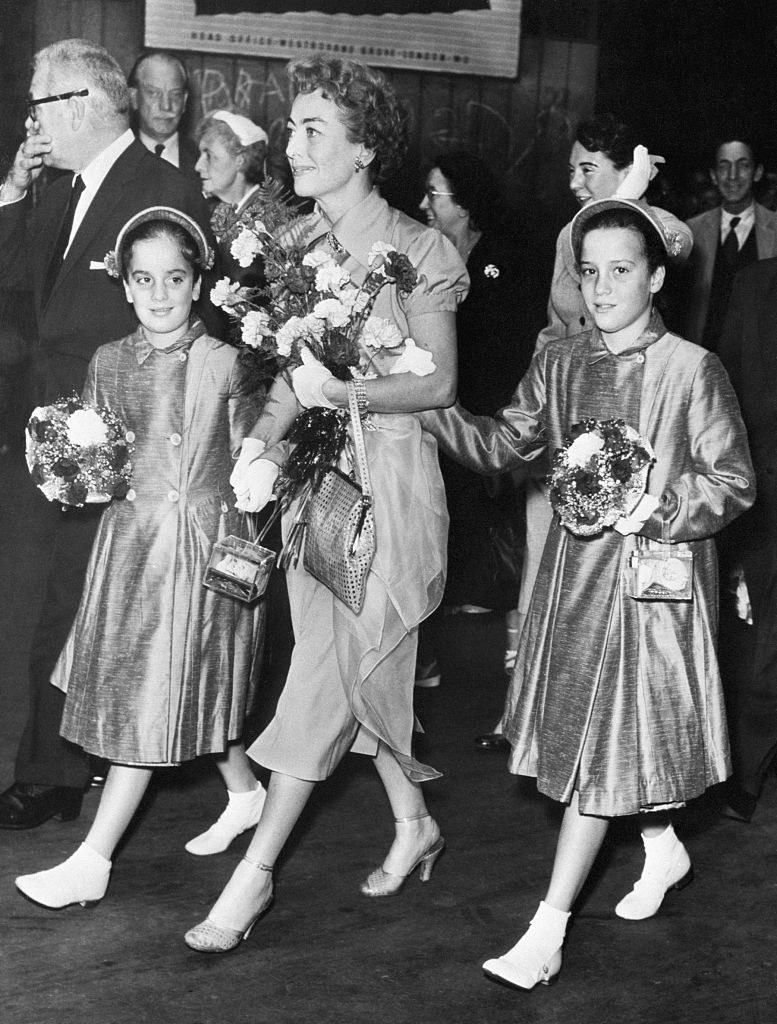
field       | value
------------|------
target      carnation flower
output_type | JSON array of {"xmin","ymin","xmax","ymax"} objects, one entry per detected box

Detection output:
[
  {"xmin": 302, "ymin": 250, "xmax": 333, "ymax": 269},
  {"xmin": 312, "ymin": 297, "xmax": 352, "ymax": 328},
  {"xmin": 361, "ymin": 316, "xmax": 404, "ymax": 350},
  {"xmin": 337, "ymin": 286, "xmax": 360, "ymax": 310},
  {"xmin": 211, "ymin": 277, "xmax": 242, "ymax": 309},
  {"xmin": 368, "ymin": 241, "xmax": 397, "ymax": 265},
  {"xmin": 66, "ymin": 409, "xmax": 109, "ymax": 447},
  {"xmin": 231, "ymin": 227, "xmax": 264, "ymax": 268},
  {"xmin": 389, "ymin": 338, "xmax": 436, "ymax": 377},
  {"xmin": 241, "ymin": 309, "xmax": 272, "ymax": 348},
  {"xmin": 315, "ymin": 262, "xmax": 351, "ymax": 295},
  {"xmin": 275, "ymin": 316, "xmax": 310, "ymax": 357},
  {"xmin": 566, "ymin": 432, "xmax": 605, "ymax": 468}
]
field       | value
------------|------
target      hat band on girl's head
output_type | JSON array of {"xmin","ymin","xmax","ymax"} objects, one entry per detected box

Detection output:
[
  {"xmin": 104, "ymin": 206, "xmax": 215, "ymax": 278},
  {"xmin": 210, "ymin": 109, "xmax": 269, "ymax": 148},
  {"xmin": 570, "ymin": 197, "xmax": 692, "ymax": 264}
]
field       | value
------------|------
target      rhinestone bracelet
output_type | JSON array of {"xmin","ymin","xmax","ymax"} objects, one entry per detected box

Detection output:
[{"xmin": 352, "ymin": 376, "xmax": 369, "ymax": 416}]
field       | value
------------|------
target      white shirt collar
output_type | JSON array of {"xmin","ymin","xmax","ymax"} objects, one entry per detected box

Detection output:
[
  {"xmin": 64, "ymin": 129, "xmax": 135, "ymax": 255},
  {"xmin": 721, "ymin": 202, "xmax": 755, "ymax": 239},
  {"xmin": 138, "ymin": 130, "xmax": 180, "ymax": 168},
  {"xmin": 80, "ymin": 129, "xmax": 135, "ymax": 198}
]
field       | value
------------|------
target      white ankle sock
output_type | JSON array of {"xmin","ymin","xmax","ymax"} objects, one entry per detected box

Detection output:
[
  {"xmin": 642, "ymin": 824, "xmax": 679, "ymax": 864},
  {"xmin": 77, "ymin": 842, "xmax": 112, "ymax": 870},
  {"xmin": 530, "ymin": 900, "xmax": 570, "ymax": 947},
  {"xmin": 226, "ymin": 784, "xmax": 263, "ymax": 806}
]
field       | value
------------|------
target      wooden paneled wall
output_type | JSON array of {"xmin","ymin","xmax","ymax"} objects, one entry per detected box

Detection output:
[{"xmin": 1, "ymin": 0, "xmax": 597, "ymax": 249}]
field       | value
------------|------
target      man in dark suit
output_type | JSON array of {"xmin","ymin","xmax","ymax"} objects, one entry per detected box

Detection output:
[
  {"xmin": 0, "ymin": 38, "xmax": 213, "ymax": 829},
  {"xmin": 685, "ymin": 136, "xmax": 777, "ymax": 351},
  {"xmin": 717, "ymin": 259, "xmax": 777, "ymax": 821},
  {"xmin": 128, "ymin": 51, "xmax": 200, "ymax": 181}
]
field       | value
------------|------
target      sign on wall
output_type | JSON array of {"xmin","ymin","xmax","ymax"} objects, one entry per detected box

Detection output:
[{"xmin": 145, "ymin": 0, "xmax": 522, "ymax": 78}]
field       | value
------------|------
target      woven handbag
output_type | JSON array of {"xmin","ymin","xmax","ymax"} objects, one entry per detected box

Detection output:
[{"xmin": 302, "ymin": 382, "xmax": 376, "ymax": 613}]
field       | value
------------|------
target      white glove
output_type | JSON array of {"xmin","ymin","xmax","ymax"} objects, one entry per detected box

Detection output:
[
  {"xmin": 230, "ymin": 437, "xmax": 267, "ymax": 497},
  {"xmin": 614, "ymin": 145, "xmax": 665, "ymax": 201},
  {"xmin": 291, "ymin": 346, "xmax": 337, "ymax": 409},
  {"xmin": 614, "ymin": 493, "xmax": 660, "ymax": 536},
  {"xmin": 234, "ymin": 458, "xmax": 280, "ymax": 513}
]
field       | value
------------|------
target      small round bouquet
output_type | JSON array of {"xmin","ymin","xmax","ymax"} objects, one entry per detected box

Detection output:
[
  {"xmin": 26, "ymin": 394, "xmax": 134, "ymax": 506},
  {"xmin": 548, "ymin": 418, "xmax": 655, "ymax": 537}
]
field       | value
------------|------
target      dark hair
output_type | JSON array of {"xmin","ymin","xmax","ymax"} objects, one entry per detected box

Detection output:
[
  {"xmin": 574, "ymin": 207, "xmax": 666, "ymax": 274},
  {"xmin": 710, "ymin": 134, "xmax": 761, "ymax": 169},
  {"xmin": 119, "ymin": 219, "xmax": 202, "ymax": 282},
  {"xmin": 128, "ymin": 50, "xmax": 189, "ymax": 92},
  {"xmin": 576, "ymin": 114, "xmax": 639, "ymax": 171},
  {"xmin": 433, "ymin": 150, "xmax": 502, "ymax": 232},
  {"xmin": 287, "ymin": 56, "xmax": 408, "ymax": 183}
]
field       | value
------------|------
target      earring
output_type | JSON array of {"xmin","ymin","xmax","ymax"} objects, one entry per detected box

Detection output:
[{"xmin": 354, "ymin": 156, "xmax": 365, "ymax": 172}]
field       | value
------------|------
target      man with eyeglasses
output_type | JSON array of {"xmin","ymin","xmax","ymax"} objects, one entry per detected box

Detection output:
[
  {"xmin": 128, "ymin": 51, "xmax": 199, "ymax": 181},
  {"xmin": 0, "ymin": 38, "xmax": 214, "ymax": 831}
]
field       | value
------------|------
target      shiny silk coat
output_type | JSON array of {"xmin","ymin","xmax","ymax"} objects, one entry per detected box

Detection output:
[
  {"xmin": 53, "ymin": 323, "xmax": 265, "ymax": 766},
  {"xmin": 423, "ymin": 319, "xmax": 754, "ymax": 814}
]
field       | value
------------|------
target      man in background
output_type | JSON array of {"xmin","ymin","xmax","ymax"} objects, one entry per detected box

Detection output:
[
  {"xmin": 129, "ymin": 50, "xmax": 199, "ymax": 180},
  {"xmin": 685, "ymin": 135, "xmax": 777, "ymax": 350}
]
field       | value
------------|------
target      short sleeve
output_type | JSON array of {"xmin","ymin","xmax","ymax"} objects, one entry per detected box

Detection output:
[{"xmin": 401, "ymin": 228, "xmax": 469, "ymax": 318}]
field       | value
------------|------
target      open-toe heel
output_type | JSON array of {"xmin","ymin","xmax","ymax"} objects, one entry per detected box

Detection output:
[
  {"xmin": 360, "ymin": 812, "xmax": 444, "ymax": 897},
  {"xmin": 184, "ymin": 856, "xmax": 273, "ymax": 954}
]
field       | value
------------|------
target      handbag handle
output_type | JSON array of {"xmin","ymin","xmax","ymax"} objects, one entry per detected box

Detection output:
[{"xmin": 346, "ymin": 381, "xmax": 372, "ymax": 502}]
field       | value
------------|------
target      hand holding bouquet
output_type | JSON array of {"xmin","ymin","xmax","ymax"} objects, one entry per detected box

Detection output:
[
  {"xmin": 549, "ymin": 418, "xmax": 654, "ymax": 537},
  {"xmin": 26, "ymin": 395, "xmax": 134, "ymax": 506}
]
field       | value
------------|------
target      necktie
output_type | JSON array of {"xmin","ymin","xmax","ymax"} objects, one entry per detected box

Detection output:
[
  {"xmin": 722, "ymin": 216, "xmax": 741, "ymax": 264},
  {"xmin": 43, "ymin": 173, "xmax": 85, "ymax": 303},
  {"xmin": 154, "ymin": 143, "xmax": 165, "ymax": 157}
]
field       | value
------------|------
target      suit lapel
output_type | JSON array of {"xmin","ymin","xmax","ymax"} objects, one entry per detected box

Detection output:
[
  {"xmin": 755, "ymin": 203, "xmax": 777, "ymax": 259},
  {"xmin": 697, "ymin": 210, "xmax": 720, "ymax": 293},
  {"xmin": 43, "ymin": 143, "xmax": 145, "ymax": 310}
]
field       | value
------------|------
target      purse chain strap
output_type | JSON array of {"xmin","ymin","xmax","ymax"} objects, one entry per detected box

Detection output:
[{"xmin": 346, "ymin": 381, "xmax": 372, "ymax": 503}]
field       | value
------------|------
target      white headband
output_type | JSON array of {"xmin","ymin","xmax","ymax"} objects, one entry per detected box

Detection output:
[{"xmin": 210, "ymin": 110, "xmax": 268, "ymax": 148}]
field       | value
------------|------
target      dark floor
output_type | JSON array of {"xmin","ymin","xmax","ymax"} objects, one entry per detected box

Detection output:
[{"xmin": 1, "ymin": 439, "xmax": 777, "ymax": 1024}]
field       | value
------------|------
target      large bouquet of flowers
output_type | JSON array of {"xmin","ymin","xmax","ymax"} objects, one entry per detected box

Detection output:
[
  {"xmin": 548, "ymin": 418, "xmax": 654, "ymax": 537},
  {"xmin": 26, "ymin": 395, "xmax": 134, "ymax": 506},
  {"xmin": 211, "ymin": 220, "xmax": 423, "ymax": 498}
]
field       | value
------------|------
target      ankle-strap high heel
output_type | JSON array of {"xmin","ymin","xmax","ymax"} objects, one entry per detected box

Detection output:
[
  {"xmin": 184, "ymin": 856, "xmax": 273, "ymax": 954},
  {"xmin": 360, "ymin": 813, "xmax": 445, "ymax": 898}
]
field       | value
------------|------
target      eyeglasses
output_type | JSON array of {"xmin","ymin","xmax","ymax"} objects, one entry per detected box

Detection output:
[
  {"xmin": 28, "ymin": 88, "xmax": 89, "ymax": 120},
  {"xmin": 424, "ymin": 187, "xmax": 456, "ymax": 201}
]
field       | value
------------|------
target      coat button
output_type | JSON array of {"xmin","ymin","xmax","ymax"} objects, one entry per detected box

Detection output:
[
  {"xmin": 579, "ymin": 316, "xmax": 586, "ymax": 326},
  {"xmin": 126, "ymin": 488, "xmax": 136, "ymax": 502},
  {"xmin": 125, "ymin": 431, "xmax": 136, "ymax": 443},
  {"xmin": 636, "ymin": 352, "xmax": 645, "ymax": 364},
  {"xmin": 179, "ymin": 352, "xmax": 188, "ymax": 362},
  {"xmin": 168, "ymin": 490, "xmax": 179, "ymax": 502},
  {"xmin": 170, "ymin": 432, "xmax": 182, "ymax": 446}
]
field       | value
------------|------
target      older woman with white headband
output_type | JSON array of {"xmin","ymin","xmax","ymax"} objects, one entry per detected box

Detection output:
[{"xmin": 195, "ymin": 109, "xmax": 291, "ymax": 283}]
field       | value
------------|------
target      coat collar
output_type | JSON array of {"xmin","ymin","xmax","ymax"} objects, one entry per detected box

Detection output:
[
  {"xmin": 132, "ymin": 317, "xmax": 206, "ymax": 364},
  {"xmin": 587, "ymin": 310, "xmax": 667, "ymax": 363}
]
